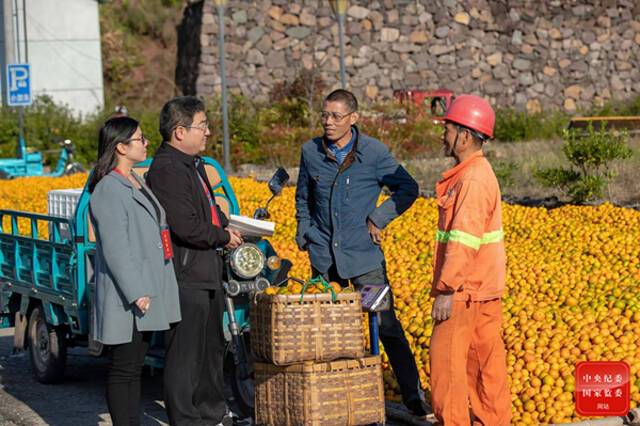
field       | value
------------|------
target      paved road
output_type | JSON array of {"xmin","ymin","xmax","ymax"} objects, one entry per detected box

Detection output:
[
  {"xmin": 0, "ymin": 328, "xmax": 168, "ymax": 426},
  {"xmin": 0, "ymin": 328, "xmax": 431, "ymax": 425}
]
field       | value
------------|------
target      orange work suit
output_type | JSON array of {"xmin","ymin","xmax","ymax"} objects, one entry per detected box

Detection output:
[{"xmin": 429, "ymin": 150, "xmax": 511, "ymax": 426}]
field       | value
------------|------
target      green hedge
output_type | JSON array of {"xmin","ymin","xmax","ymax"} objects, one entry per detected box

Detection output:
[
  {"xmin": 493, "ymin": 108, "xmax": 569, "ymax": 142},
  {"xmin": 493, "ymin": 95, "xmax": 640, "ymax": 142},
  {"xmin": 591, "ymin": 96, "xmax": 640, "ymax": 117},
  {"xmin": 1, "ymin": 95, "xmax": 636, "ymax": 169},
  {"xmin": 0, "ymin": 97, "xmax": 161, "ymax": 167}
]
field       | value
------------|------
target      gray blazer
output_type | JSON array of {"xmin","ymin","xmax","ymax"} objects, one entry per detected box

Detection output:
[{"xmin": 89, "ymin": 171, "xmax": 181, "ymax": 345}]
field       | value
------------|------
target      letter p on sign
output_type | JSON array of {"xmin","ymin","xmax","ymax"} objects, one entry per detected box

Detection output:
[{"xmin": 6, "ymin": 64, "xmax": 32, "ymax": 106}]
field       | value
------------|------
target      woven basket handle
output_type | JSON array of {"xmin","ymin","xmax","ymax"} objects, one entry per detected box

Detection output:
[{"xmin": 300, "ymin": 276, "xmax": 337, "ymax": 302}]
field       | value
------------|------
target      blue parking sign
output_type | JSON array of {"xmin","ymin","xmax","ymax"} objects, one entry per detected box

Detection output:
[{"xmin": 7, "ymin": 64, "xmax": 32, "ymax": 106}]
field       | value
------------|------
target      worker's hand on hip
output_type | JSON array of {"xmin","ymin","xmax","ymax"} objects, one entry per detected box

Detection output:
[
  {"xmin": 135, "ymin": 296, "xmax": 151, "ymax": 314},
  {"xmin": 367, "ymin": 218, "xmax": 382, "ymax": 245},
  {"xmin": 432, "ymin": 293, "xmax": 453, "ymax": 321}
]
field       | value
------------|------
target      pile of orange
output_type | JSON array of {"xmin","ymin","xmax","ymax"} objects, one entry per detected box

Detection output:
[
  {"xmin": 231, "ymin": 177, "xmax": 640, "ymax": 425},
  {"xmin": 2, "ymin": 174, "xmax": 639, "ymax": 424},
  {"xmin": 264, "ymin": 280, "xmax": 347, "ymax": 296},
  {"xmin": 0, "ymin": 173, "xmax": 88, "ymax": 236}
]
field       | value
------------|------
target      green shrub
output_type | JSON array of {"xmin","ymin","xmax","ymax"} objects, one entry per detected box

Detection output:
[
  {"xmin": 99, "ymin": 0, "xmax": 182, "ymax": 109},
  {"xmin": 590, "ymin": 95, "xmax": 640, "ymax": 117},
  {"xmin": 0, "ymin": 94, "xmax": 445, "ymax": 168},
  {"xmin": 494, "ymin": 108, "xmax": 569, "ymax": 142},
  {"xmin": 493, "ymin": 95, "xmax": 640, "ymax": 142},
  {"xmin": 360, "ymin": 107, "xmax": 441, "ymax": 158},
  {"xmin": 0, "ymin": 96, "xmax": 167, "ymax": 167},
  {"xmin": 491, "ymin": 160, "xmax": 518, "ymax": 189},
  {"xmin": 0, "ymin": 97, "xmax": 96, "ymax": 164},
  {"xmin": 270, "ymin": 69, "xmax": 326, "ymax": 108},
  {"xmin": 207, "ymin": 95, "xmax": 262, "ymax": 163},
  {"xmin": 534, "ymin": 124, "xmax": 633, "ymax": 203}
]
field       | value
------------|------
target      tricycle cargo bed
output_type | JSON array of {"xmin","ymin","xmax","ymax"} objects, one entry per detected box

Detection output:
[
  {"xmin": 1, "ymin": 211, "xmax": 77, "ymax": 298},
  {"xmin": 0, "ymin": 210, "xmax": 85, "ymax": 330}
]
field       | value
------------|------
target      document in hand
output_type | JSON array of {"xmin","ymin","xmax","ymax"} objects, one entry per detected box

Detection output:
[{"xmin": 228, "ymin": 214, "xmax": 275, "ymax": 237}]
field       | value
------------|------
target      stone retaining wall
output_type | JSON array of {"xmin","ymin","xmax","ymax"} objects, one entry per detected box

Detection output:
[{"xmin": 177, "ymin": 0, "xmax": 640, "ymax": 112}]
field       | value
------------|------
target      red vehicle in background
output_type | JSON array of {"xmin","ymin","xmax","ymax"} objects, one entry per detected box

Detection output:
[{"xmin": 393, "ymin": 88, "xmax": 455, "ymax": 122}]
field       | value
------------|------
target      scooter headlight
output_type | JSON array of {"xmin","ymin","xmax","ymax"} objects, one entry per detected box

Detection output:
[{"xmin": 230, "ymin": 243, "xmax": 265, "ymax": 279}]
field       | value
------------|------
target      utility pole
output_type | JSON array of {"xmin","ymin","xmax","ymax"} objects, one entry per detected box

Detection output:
[
  {"xmin": 3, "ymin": 0, "xmax": 25, "ymax": 159},
  {"xmin": 213, "ymin": 0, "xmax": 231, "ymax": 172},
  {"xmin": 329, "ymin": 0, "xmax": 348, "ymax": 89},
  {"xmin": 13, "ymin": 0, "xmax": 26, "ymax": 158},
  {"xmin": 21, "ymin": 0, "xmax": 27, "ymax": 62},
  {"xmin": 3, "ymin": 0, "xmax": 15, "ymax": 105}
]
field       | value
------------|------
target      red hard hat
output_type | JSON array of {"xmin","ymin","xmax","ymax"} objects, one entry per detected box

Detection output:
[{"xmin": 443, "ymin": 94, "xmax": 495, "ymax": 139}]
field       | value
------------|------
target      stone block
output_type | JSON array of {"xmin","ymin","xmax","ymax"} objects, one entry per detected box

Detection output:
[
  {"xmin": 369, "ymin": 11, "xmax": 384, "ymax": 30},
  {"xmin": 564, "ymin": 85, "xmax": 582, "ymax": 99},
  {"xmin": 611, "ymin": 75, "xmax": 625, "ymax": 91},
  {"xmin": 381, "ymin": 28, "xmax": 400, "ymax": 42},
  {"xmin": 454, "ymin": 12, "xmax": 470, "ymax": 25},
  {"xmin": 286, "ymin": 26, "xmax": 311, "ymax": 39},
  {"xmin": 559, "ymin": 59, "xmax": 571, "ymax": 68},
  {"xmin": 232, "ymin": 10, "xmax": 247, "ymax": 24},
  {"xmin": 429, "ymin": 44, "xmax": 455, "ymax": 55},
  {"xmin": 387, "ymin": 9, "xmax": 399, "ymax": 24},
  {"xmin": 280, "ymin": 14, "xmax": 299, "ymax": 26},
  {"xmin": 409, "ymin": 31, "xmax": 430, "ymax": 44},
  {"xmin": 347, "ymin": 5, "xmax": 370, "ymax": 19},
  {"xmin": 366, "ymin": 85, "xmax": 379, "ymax": 98},
  {"xmin": 435, "ymin": 26, "xmax": 450, "ymax": 38},
  {"xmin": 512, "ymin": 58, "xmax": 532, "ymax": 70},
  {"xmin": 268, "ymin": 6, "xmax": 283, "ymax": 20},
  {"xmin": 563, "ymin": 98, "xmax": 576, "ymax": 111},
  {"xmin": 519, "ymin": 72, "xmax": 533, "ymax": 85},
  {"xmin": 526, "ymin": 99, "xmax": 542, "ymax": 114},
  {"xmin": 299, "ymin": 8, "xmax": 316, "ymax": 26},
  {"xmin": 247, "ymin": 25, "xmax": 264, "ymax": 44},
  {"xmin": 484, "ymin": 80, "xmax": 503, "ymax": 94}
]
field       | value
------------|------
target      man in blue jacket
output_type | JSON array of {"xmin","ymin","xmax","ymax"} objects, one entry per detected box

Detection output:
[{"xmin": 295, "ymin": 89, "xmax": 428, "ymax": 417}]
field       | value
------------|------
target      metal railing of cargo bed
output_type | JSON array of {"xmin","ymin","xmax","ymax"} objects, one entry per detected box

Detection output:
[{"xmin": 0, "ymin": 210, "xmax": 80, "ymax": 328}]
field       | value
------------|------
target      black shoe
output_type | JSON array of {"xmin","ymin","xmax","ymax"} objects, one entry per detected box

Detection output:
[
  {"xmin": 215, "ymin": 414, "xmax": 234, "ymax": 426},
  {"xmin": 405, "ymin": 398, "xmax": 429, "ymax": 418}
]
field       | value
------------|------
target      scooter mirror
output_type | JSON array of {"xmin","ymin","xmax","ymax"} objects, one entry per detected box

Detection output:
[{"xmin": 268, "ymin": 168, "xmax": 289, "ymax": 196}]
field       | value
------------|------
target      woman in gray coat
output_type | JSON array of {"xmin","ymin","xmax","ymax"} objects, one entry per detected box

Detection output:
[{"xmin": 88, "ymin": 117, "xmax": 181, "ymax": 426}]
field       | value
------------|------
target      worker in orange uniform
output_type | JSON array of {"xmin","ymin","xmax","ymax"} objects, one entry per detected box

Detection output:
[{"xmin": 429, "ymin": 94, "xmax": 511, "ymax": 426}]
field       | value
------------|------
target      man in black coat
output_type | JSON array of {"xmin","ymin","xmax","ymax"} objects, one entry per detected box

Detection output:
[{"xmin": 147, "ymin": 96, "xmax": 242, "ymax": 425}]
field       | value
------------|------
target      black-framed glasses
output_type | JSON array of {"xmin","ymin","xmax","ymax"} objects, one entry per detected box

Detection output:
[
  {"xmin": 171, "ymin": 122, "xmax": 211, "ymax": 134},
  {"xmin": 128, "ymin": 134, "xmax": 147, "ymax": 144},
  {"xmin": 320, "ymin": 111, "xmax": 354, "ymax": 122},
  {"xmin": 183, "ymin": 123, "xmax": 210, "ymax": 132}
]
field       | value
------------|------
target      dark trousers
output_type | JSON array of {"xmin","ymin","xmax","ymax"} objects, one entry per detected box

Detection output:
[
  {"xmin": 164, "ymin": 287, "xmax": 226, "ymax": 426},
  {"xmin": 313, "ymin": 264, "xmax": 424, "ymax": 406},
  {"xmin": 107, "ymin": 324, "xmax": 152, "ymax": 426}
]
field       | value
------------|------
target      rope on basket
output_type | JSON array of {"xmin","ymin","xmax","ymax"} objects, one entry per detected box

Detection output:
[{"xmin": 300, "ymin": 275, "xmax": 337, "ymax": 302}]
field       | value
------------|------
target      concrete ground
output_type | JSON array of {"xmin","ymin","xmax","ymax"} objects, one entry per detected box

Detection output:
[
  {"xmin": 0, "ymin": 328, "xmax": 432, "ymax": 425},
  {"xmin": 0, "ymin": 327, "xmax": 167, "ymax": 426}
]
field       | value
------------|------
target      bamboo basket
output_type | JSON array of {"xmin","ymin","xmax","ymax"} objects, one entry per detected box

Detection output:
[
  {"xmin": 254, "ymin": 356, "xmax": 385, "ymax": 426},
  {"xmin": 251, "ymin": 292, "xmax": 366, "ymax": 365}
]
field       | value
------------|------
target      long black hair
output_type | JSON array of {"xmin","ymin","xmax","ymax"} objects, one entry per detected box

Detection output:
[{"xmin": 88, "ymin": 116, "xmax": 139, "ymax": 193}]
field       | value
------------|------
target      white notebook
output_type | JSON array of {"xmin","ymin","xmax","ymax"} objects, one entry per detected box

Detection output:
[{"xmin": 228, "ymin": 214, "xmax": 275, "ymax": 237}]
